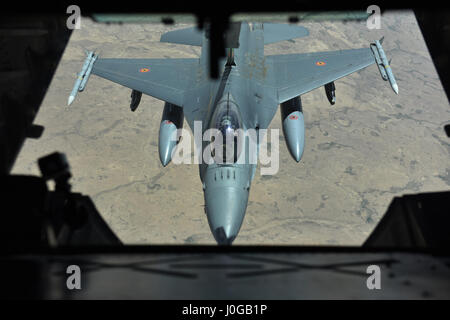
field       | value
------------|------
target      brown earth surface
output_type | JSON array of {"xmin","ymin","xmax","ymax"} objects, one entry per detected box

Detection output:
[{"xmin": 12, "ymin": 11, "xmax": 450, "ymax": 245}]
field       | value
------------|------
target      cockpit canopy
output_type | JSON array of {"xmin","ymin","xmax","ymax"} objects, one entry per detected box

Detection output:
[{"xmin": 209, "ymin": 95, "xmax": 243, "ymax": 164}]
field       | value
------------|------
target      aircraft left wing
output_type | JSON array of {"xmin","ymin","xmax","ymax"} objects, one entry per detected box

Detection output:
[
  {"xmin": 266, "ymin": 40, "xmax": 397, "ymax": 104},
  {"xmin": 68, "ymin": 54, "xmax": 199, "ymax": 107}
]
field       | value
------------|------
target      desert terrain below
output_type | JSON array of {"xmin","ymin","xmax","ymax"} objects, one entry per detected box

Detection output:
[{"xmin": 12, "ymin": 11, "xmax": 450, "ymax": 245}]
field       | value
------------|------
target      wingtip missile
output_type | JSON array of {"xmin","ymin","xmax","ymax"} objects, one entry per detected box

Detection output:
[
  {"xmin": 67, "ymin": 51, "xmax": 96, "ymax": 106},
  {"xmin": 372, "ymin": 38, "xmax": 399, "ymax": 95},
  {"xmin": 79, "ymin": 54, "xmax": 97, "ymax": 92},
  {"xmin": 67, "ymin": 95, "xmax": 75, "ymax": 106},
  {"xmin": 392, "ymin": 82, "xmax": 399, "ymax": 95}
]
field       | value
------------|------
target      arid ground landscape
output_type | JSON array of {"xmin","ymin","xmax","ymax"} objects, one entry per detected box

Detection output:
[{"xmin": 12, "ymin": 11, "xmax": 450, "ymax": 245}]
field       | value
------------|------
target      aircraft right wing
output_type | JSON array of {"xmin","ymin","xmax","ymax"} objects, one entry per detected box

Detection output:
[
  {"xmin": 265, "ymin": 40, "xmax": 397, "ymax": 104},
  {"xmin": 266, "ymin": 48, "xmax": 376, "ymax": 104}
]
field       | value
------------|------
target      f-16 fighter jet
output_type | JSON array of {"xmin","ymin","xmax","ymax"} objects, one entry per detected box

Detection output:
[{"xmin": 68, "ymin": 23, "xmax": 398, "ymax": 245}]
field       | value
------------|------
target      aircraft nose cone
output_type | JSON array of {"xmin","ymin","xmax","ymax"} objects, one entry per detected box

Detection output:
[
  {"xmin": 213, "ymin": 226, "xmax": 236, "ymax": 245},
  {"xmin": 205, "ymin": 186, "xmax": 249, "ymax": 245}
]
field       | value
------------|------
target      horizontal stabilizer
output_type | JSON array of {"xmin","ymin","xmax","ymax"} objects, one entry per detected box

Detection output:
[
  {"xmin": 263, "ymin": 23, "xmax": 309, "ymax": 44},
  {"xmin": 160, "ymin": 27, "xmax": 203, "ymax": 46}
]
